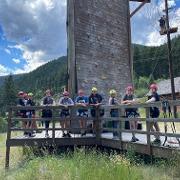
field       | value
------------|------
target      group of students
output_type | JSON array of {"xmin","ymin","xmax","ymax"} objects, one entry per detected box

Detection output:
[
  {"xmin": 109, "ymin": 84, "xmax": 161, "ymax": 144},
  {"xmin": 17, "ymin": 83, "xmax": 161, "ymax": 144},
  {"xmin": 17, "ymin": 91, "xmax": 37, "ymax": 137}
]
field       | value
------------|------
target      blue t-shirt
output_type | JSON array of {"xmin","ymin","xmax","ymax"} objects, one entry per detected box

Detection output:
[{"xmin": 75, "ymin": 96, "xmax": 89, "ymax": 113}]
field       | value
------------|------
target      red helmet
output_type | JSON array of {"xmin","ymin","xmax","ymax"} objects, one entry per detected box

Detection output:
[
  {"xmin": 150, "ymin": 83, "xmax": 158, "ymax": 90},
  {"xmin": 18, "ymin": 91, "xmax": 24, "ymax": 95},
  {"xmin": 63, "ymin": 91, "xmax": 69, "ymax": 96},
  {"xmin": 126, "ymin": 85, "xmax": 134, "ymax": 91}
]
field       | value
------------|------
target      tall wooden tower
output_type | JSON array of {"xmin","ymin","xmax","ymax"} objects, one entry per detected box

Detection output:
[{"xmin": 67, "ymin": 0, "xmax": 149, "ymax": 100}]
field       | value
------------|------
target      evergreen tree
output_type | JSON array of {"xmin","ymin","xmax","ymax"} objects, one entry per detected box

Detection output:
[{"xmin": 3, "ymin": 74, "xmax": 17, "ymax": 107}]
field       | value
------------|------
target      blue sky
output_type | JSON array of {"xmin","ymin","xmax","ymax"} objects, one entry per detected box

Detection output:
[{"xmin": 0, "ymin": 0, "xmax": 179, "ymax": 76}]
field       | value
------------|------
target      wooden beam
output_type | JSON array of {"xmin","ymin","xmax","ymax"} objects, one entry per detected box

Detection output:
[
  {"xmin": 130, "ymin": 0, "xmax": 150, "ymax": 2},
  {"xmin": 130, "ymin": 2, "xmax": 146, "ymax": 18},
  {"xmin": 160, "ymin": 27, "xmax": 178, "ymax": 35}
]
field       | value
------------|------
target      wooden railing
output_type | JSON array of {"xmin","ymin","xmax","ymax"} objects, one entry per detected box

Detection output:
[{"xmin": 5, "ymin": 100, "xmax": 180, "ymax": 168}]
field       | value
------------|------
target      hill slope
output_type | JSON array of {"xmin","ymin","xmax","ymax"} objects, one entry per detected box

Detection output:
[
  {"xmin": 133, "ymin": 35, "xmax": 180, "ymax": 79},
  {"xmin": 0, "ymin": 36, "xmax": 180, "ymax": 96},
  {"xmin": 14, "ymin": 56, "xmax": 67, "ymax": 94}
]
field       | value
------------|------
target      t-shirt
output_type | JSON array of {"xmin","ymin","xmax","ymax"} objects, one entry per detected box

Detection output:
[
  {"xmin": 75, "ymin": 96, "xmax": 89, "ymax": 113},
  {"xmin": 89, "ymin": 93, "xmax": 102, "ymax": 105},
  {"xmin": 89, "ymin": 93, "xmax": 104, "ymax": 116},
  {"xmin": 59, "ymin": 97, "xmax": 74, "ymax": 106},
  {"xmin": 75, "ymin": 96, "xmax": 88, "ymax": 104},
  {"xmin": 17, "ymin": 98, "xmax": 26, "ymax": 116},
  {"xmin": 148, "ymin": 92, "xmax": 160, "ymax": 117},
  {"xmin": 43, "ymin": 96, "xmax": 54, "ymax": 105},
  {"xmin": 109, "ymin": 97, "xmax": 119, "ymax": 105},
  {"xmin": 109, "ymin": 97, "xmax": 119, "ymax": 116},
  {"xmin": 42, "ymin": 96, "xmax": 54, "ymax": 117},
  {"xmin": 26, "ymin": 99, "xmax": 35, "ymax": 115},
  {"xmin": 59, "ymin": 97, "xmax": 74, "ymax": 112},
  {"xmin": 123, "ymin": 94, "xmax": 137, "ymax": 114}
]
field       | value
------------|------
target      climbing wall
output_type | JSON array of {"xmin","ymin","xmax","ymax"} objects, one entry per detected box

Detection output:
[{"xmin": 67, "ymin": 0, "xmax": 132, "ymax": 100}]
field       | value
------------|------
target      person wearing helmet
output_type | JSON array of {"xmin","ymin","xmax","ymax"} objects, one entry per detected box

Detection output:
[
  {"xmin": 146, "ymin": 83, "xmax": 161, "ymax": 145},
  {"xmin": 109, "ymin": 89, "xmax": 120, "ymax": 138},
  {"xmin": 75, "ymin": 89, "xmax": 89, "ymax": 136},
  {"xmin": 42, "ymin": 89, "xmax": 54, "ymax": 138},
  {"xmin": 17, "ymin": 91, "xmax": 28, "ymax": 136},
  {"xmin": 26, "ymin": 92, "xmax": 37, "ymax": 137},
  {"xmin": 89, "ymin": 87, "xmax": 104, "ymax": 135},
  {"xmin": 89, "ymin": 87, "xmax": 103, "ymax": 117},
  {"xmin": 122, "ymin": 86, "xmax": 139, "ymax": 142},
  {"xmin": 59, "ymin": 91, "xmax": 74, "ymax": 137}
]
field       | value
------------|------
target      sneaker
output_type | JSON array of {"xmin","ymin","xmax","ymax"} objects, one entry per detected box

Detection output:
[
  {"xmin": 131, "ymin": 137, "xmax": 137, "ymax": 142},
  {"xmin": 45, "ymin": 133, "xmax": 50, "ymax": 138},
  {"xmin": 62, "ymin": 133, "xmax": 66, "ymax": 137},
  {"xmin": 81, "ymin": 132, "xmax": 86, "ymax": 137},
  {"xmin": 134, "ymin": 137, "xmax": 139, "ymax": 141},
  {"xmin": 113, "ymin": 136, "xmax": 119, "ymax": 140},
  {"xmin": 66, "ymin": 133, "xmax": 72, "ymax": 138},
  {"xmin": 29, "ymin": 132, "xmax": 36, "ymax": 137},
  {"xmin": 152, "ymin": 138, "xmax": 161, "ymax": 145},
  {"xmin": 24, "ymin": 132, "xmax": 29, "ymax": 137}
]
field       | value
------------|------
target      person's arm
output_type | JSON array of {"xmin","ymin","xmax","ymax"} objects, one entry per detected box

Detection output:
[
  {"xmin": 121, "ymin": 96, "xmax": 130, "ymax": 104},
  {"xmin": 59, "ymin": 97, "xmax": 64, "ymax": 106},
  {"xmin": 109, "ymin": 98, "xmax": 113, "ymax": 105},
  {"xmin": 146, "ymin": 97, "xmax": 156, "ymax": 103},
  {"xmin": 52, "ymin": 98, "xmax": 56, "ymax": 106},
  {"xmin": 75, "ymin": 97, "xmax": 82, "ymax": 106},
  {"xmin": 69, "ymin": 98, "xmax": 74, "ymax": 106},
  {"xmin": 41, "ymin": 97, "xmax": 46, "ymax": 106}
]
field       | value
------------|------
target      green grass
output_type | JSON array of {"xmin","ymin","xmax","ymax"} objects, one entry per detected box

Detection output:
[
  {"xmin": 0, "ymin": 148, "xmax": 179, "ymax": 180},
  {"xmin": 0, "ymin": 133, "xmax": 180, "ymax": 180},
  {"xmin": 0, "ymin": 148, "xmax": 177, "ymax": 180}
]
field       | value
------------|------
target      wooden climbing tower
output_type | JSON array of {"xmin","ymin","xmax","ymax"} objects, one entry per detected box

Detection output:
[{"xmin": 67, "ymin": 0, "xmax": 150, "ymax": 99}]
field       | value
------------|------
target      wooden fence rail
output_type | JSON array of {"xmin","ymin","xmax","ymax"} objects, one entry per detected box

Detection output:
[{"xmin": 5, "ymin": 100, "xmax": 180, "ymax": 168}]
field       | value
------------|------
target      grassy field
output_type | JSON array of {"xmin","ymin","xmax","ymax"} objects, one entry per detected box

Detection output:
[{"xmin": 0, "ymin": 133, "xmax": 180, "ymax": 180}]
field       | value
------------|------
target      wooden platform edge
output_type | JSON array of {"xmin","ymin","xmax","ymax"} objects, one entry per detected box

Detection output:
[{"xmin": 101, "ymin": 138, "xmax": 179, "ymax": 158}]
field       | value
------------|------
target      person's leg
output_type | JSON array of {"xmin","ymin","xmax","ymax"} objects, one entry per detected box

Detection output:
[
  {"xmin": 130, "ymin": 121, "xmax": 135, "ymax": 138},
  {"xmin": 45, "ymin": 120, "xmax": 50, "ymax": 137},
  {"xmin": 154, "ymin": 122, "xmax": 160, "ymax": 140},
  {"xmin": 91, "ymin": 109, "xmax": 96, "ymax": 135},
  {"xmin": 66, "ymin": 119, "xmax": 71, "ymax": 137}
]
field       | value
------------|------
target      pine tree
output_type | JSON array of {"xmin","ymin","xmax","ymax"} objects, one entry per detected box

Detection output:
[{"xmin": 3, "ymin": 74, "xmax": 17, "ymax": 107}]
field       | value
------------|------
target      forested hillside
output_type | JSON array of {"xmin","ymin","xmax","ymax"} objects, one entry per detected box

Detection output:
[
  {"xmin": 15, "ymin": 56, "xmax": 67, "ymax": 96},
  {"xmin": 0, "ymin": 36, "xmax": 180, "ymax": 102},
  {"xmin": 133, "ymin": 35, "xmax": 180, "ymax": 79}
]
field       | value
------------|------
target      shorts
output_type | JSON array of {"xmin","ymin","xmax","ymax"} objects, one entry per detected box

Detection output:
[
  {"xmin": 77, "ymin": 111, "xmax": 88, "ymax": 117},
  {"xmin": 150, "ymin": 108, "xmax": 160, "ymax": 118},
  {"xmin": 91, "ymin": 109, "xmax": 104, "ymax": 117},
  {"xmin": 60, "ymin": 110, "xmax": 70, "ymax": 117},
  {"xmin": 42, "ymin": 109, "xmax": 52, "ymax": 118},
  {"xmin": 110, "ymin": 109, "xmax": 119, "ymax": 117}
]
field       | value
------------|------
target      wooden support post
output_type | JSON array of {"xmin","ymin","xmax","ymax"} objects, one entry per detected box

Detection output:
[
  {"xmin": 5, "ymin": 107, "xmax": 12, "ymax": 169},
  {"xmin": 118, "ymin": 107, "xmax": 123, "ymax": 150},
  {"xmin": 145, "ymin": 107, "xmax": 152, "ymax": 156},
  {"xmin": 52, "ymin": 109, "xmax": 55, "ymax": 144},
  {"xmin": 95, "ymin": 106, "xmax": 101, "ymax": 144}
]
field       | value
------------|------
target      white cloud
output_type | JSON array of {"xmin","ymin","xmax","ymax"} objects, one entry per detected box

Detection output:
[
  {"xmin": 0, "ymin": 64, "xmax": 11, "ymax": 76},
  {"xmin": 0, "ymin": 0, "xmax": 67, "ymax": 73},
  {"xmin": 4, "ymin": 48, "xmax": 11, "ymax": 54},
  {"xmin": 12, "ymin": 58, "xmax": 20, "ymax": 64},
  {"xmin": 131, "ymin": 0, "xmax": 180, "ymax": 46}
]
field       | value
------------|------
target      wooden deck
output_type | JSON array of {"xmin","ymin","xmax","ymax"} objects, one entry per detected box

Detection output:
[
  {"xmin": 10, "ymin": 131, "xmax": 180, "ymax": 148},
  {"xmin": 5, "ymin": 101, "xmax": 180, "ymax": 168}
]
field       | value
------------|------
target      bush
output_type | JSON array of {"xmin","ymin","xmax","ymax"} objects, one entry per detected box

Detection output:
[
  {"xmin": 0, "ymin": 117, "xmax": 7, "ymax": 133},
  {"xmin": 135, "ymin": 88, "xmax": 149, "ymax": 98}
]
